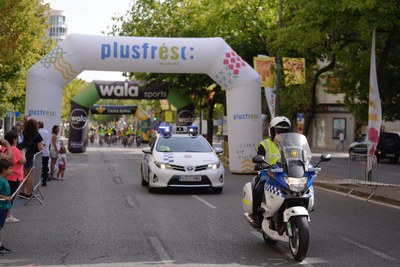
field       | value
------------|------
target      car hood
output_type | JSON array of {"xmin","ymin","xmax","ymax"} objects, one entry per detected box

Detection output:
[{"xmin": 154, "ymin": 151, "xmax": 219, "ymax": 166}]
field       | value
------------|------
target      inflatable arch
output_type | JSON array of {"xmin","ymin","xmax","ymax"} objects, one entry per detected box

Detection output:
[
  {"xmin": 25, "ymin": 34, "xmax": 261, "ymax": 173},
  {"xmin": 69, "ymin": 80, "xmax": 195, "ymax": 152}
]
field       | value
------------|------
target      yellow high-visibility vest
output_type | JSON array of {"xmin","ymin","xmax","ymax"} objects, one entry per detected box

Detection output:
[{"xmin": 257, "ymin": 138, "xmax": 281, "ymax": 165}]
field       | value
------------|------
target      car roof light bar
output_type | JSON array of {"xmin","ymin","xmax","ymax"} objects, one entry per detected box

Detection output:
[
  {"xmin": 158, "ymin": 126, "xmax": 172, "ymax": 138},
  {"xmin": 187, "ymin": 126, "xmax": 198, "ymax": 136}
]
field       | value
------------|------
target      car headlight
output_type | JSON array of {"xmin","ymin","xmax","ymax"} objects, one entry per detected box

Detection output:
[
  {"xmin": 154, "ymin": 161, "xmax": 172, "ymax": 169},
  {"xmin": 207, "ymin": 161, "xmax": 221, "ymax": 170},
  {"xmin": 284, "ymin": 177, "xmax": 308, "ymax": 192}
]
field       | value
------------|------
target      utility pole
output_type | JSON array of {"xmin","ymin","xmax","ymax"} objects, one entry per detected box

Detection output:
[{"xmin": 275, "ymin": 0, "xmax": 283, "ymax": 116}]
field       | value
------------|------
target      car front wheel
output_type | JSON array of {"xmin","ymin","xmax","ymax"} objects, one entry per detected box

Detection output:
[{"xmin": 141, "ymin": 165, "xmax": 148, "ymax": 186}]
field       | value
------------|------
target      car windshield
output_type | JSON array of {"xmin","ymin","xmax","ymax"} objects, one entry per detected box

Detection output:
[{"xmin": 156, "ymin": 136, "xmax": 213, "ymax": 153}]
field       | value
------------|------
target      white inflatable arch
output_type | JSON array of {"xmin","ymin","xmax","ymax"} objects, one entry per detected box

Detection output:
[{"xmin": 26, "ymin": 34, "xmax": 261, "ymax": 173}]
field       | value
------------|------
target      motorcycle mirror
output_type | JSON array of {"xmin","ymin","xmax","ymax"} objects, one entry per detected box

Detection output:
[
  {"xmin": 315, "ymin": 153, "xmax": 332, "ymax": 166},
  {"xmin": 321, "ymin": 154, "xmax": 332, "ymax": 162},
  {"xmin": 252, "ymin": 155, "xmax": 266, "ymax": 163}
]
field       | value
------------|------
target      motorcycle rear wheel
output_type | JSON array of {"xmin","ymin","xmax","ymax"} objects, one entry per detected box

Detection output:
[{"xmin": 289, "ymin": 215, "xmax": 309, "ymax": 262}]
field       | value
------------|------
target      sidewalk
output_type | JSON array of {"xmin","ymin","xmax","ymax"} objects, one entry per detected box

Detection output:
[{"xmin": 312, "ymin": 148, "xmax": 400, "ymax": 207}]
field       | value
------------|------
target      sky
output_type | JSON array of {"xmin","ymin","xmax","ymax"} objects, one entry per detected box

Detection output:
[{"xmin": 45, "ymin": 0, "xmax": 132, "ymax": 82}]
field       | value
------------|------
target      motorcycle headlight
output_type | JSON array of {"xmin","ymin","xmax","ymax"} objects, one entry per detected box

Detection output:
[
  {"xmin": 154, "ymin": 161, "xmax": 172, "ymax": 169},
  {"xmin": 285, "ymin": 177, "xmax": 308, "ymax": 192},
  {"xmin": 207, "ymin": 161, "xmax": 221, "ymax": 170}
]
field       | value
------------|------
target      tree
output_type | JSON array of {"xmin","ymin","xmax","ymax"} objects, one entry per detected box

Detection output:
[
  {"xmin": 61, "ymin": 78, "xmax": 89, "ymax": 121},
  {"xmin": 269, "ymin": 0, "xmax": 400, "ymax": 134},
  {"xmin": 0, "ymin": 0, "xmax": 50, "ymax": 117},
  {"xmin": 110, "ymin": 0, "xmax": 278, "ymax": 143}
]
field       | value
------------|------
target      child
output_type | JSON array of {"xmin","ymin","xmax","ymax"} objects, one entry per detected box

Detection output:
[
  {"xmin": 0, "ymin": 158, "xmax": 14, "ymax": 254},
  {"xmin": 56, "ymin": 146, "xmax": 67, "ymax": 180},
  {"xmin": 2, "ymin": 131, "xmax": 26, "ymax": 223}
]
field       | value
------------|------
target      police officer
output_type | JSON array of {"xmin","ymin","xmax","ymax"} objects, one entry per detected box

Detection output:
[{"xmin": 252, "ymin": 116, "xmax": 291, "ymax": 228}]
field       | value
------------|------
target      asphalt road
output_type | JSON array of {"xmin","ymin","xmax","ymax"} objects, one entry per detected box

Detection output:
[{"xmin": 2, "ymin": 143, "xmax": 399, "ymax": 266}]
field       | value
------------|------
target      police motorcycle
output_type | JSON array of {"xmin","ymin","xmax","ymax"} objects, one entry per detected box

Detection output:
[{"xmin": 242, "ymin": 133, "xmax": 331, "ymax": 262}]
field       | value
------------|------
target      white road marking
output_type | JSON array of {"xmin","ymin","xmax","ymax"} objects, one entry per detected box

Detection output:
[
  {"xmin": 113, "ymin": 176, "xmax": 122, "ymax": 184},
  {"xmin": 149, "ymin": 236, "xmax": 172, "ymax": 263},
  {"xmin": 125, "ymin": 196, "xmax": 137, "ymax": 208},
  {"xmin": 192, "ymin": 195, "xmax": 217, "ymax": 209},
  {"xmin": 339, "ymin": 236, "xmax": 397, "ymax": 261}
]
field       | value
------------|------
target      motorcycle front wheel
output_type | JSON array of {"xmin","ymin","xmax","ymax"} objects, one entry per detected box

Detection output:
[
  {"xmin": 289, "ymin": 215, "xmax": 309, "ymax": 262},
  {"xmin": 262, "ymin": 232, "xmax": 278, "ymax": 245}
]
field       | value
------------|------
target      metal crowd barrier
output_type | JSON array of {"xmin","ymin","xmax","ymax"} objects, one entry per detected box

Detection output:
[
  {"xmin": 24, "ymin": 151, "xmax": 44, "ymax": 205},
  {"xmin": 348, "ymin": 153, "xmax": 378, "ymax": 200}
]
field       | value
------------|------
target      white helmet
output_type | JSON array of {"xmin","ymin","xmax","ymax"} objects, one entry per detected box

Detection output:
[{"xmin": 268, "ymin": 116, "xmax": 291, "ymax": 139}]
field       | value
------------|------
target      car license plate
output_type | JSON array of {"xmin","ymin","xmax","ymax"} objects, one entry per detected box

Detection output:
[
  {"xmin": 179, "ymin": 176, "xmax": 202, "ymax": 182},
  {"xmin": 387, "ymin": 154, "xmax": 395, "ymax": 157}
]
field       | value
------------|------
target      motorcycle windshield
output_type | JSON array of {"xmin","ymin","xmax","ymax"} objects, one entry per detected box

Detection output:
[{"xmin": 275, "ymin": 133, "xmax": 312, "ymax": 177}]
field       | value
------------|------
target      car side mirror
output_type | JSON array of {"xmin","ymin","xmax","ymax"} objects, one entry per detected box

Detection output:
[
  {"xmin": 142, "ymin": 147, "xmax": 152, "ymax": 154},
  {"xmin": 214, "ymin": 147, "xmax": 224, "ymax": 155}
]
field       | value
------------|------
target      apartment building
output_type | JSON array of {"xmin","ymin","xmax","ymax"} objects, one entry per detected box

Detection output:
[{"xmin": 47, "ymin": 9, "xmax": 67, "ymax": 43}]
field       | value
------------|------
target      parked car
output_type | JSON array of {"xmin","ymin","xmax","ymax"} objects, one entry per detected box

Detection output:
[
  {"xmin": 348, "ymin": 131, "xmax": 400, "ymax": 163},
  {"xmin": 140, "ymin": 126, "xmax": 225, "ymax": 193}
]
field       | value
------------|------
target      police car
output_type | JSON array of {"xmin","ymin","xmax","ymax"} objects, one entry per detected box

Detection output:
[{"xmin": 140, "ymin": 126, "xmax": 225, "ymax": 193}]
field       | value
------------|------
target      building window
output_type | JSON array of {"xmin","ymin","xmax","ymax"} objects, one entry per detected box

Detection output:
[
  {"xmin": 50, "ymin": 27, "xmax": 66, "ymax": 37},
  {"xmin": 50, "ymin": 15, "xmax": 66, "ymax": 26}
]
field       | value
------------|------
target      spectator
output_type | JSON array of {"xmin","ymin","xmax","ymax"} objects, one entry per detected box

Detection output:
[
  {"xmin": 20, "ymin": 118, "xmax": 43, "ymax": 198},
  {"xmin": 12, "ymin": 121, "xmax": 24, "ymax": 145},
  {"xmin": 38, "ymin": 121, "xmax": 50, "ymax": 186},
  {"xmin": 0, "ymin": 158, "xmax": 14, "ymax": 254},
  {"xmin": 56, "ymin": 145, "xmax": 67, "ymax": 180},
  {"xmin": 2, "ymin": 132, "xmax": 26, "ymax": 223},
  {"xmin": 0, "ymin": 139, "xmax": 12, "ymax": 161},
  {"xmin": 49, "ymin": 125, "xmax": 60, "ymax": 179}
]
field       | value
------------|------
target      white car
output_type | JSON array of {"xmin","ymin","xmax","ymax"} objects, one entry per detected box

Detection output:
[{"xmin": 140, "ymin": 126, "xmax": 225, "ymax": 193}]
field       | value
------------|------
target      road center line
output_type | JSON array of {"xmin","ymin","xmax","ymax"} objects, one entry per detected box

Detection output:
[
  {"xmin": 192, "ymin": 195, "xmax": 217, "ymax": 209},
  {"xmin": 149, "ymin": 236, "xmax": 172, "ymax": 263},
  {"xmin": 339, "ymin": 236, "xmax": 397, "ymax": 261}
]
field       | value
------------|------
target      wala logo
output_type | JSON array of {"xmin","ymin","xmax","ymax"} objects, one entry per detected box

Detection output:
[
  {"xmin": 177, "ymin": 110, "xmax": 195, "ymax": 126},
  {"xmin": 98, "ymin": 82, "xmax": 139, "ymax": 98},
  {"xmin": 70, "ymin": 109, "xmax": 88, "ymax": 129}
]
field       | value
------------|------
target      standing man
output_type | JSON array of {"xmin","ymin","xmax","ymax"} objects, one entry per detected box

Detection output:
[{"xmin": 38, "ymin": 121, "xmax": 50, "ymax": 186}]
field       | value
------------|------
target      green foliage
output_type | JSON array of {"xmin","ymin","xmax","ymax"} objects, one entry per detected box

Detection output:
[
  {"xmin": 269, "ymin": 0, "xmax": 400, "ymax": 130},
  {"xmin": 0, "ymin": 0, "xmax": 50, "ymax": 117},
  {"xmin": 109, "ymin": 0, "xmax": 277, "ymax": 122},
  {"xmin": 61, "ymin": 78, "xmax": 89, "ymax": 121},
  {"xmin": 108, "ymin": 0, "xmax": 400, "ymax": 132}
]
